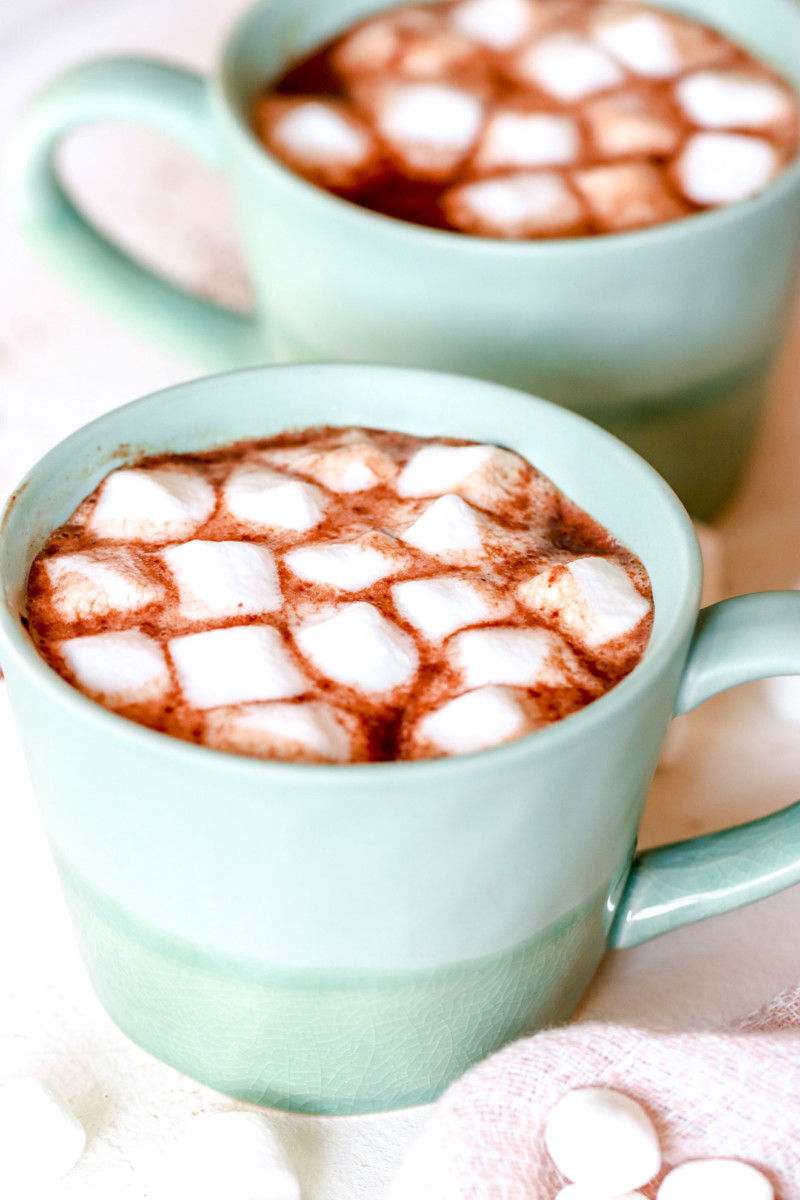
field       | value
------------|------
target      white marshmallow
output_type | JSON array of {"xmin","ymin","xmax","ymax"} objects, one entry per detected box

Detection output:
[
  {"xmin": 334, "ymin": 11, "xmax": 435, "ymax": 77},
  {"xmin": 518, "ymin": 557, "xmax": 650, "ymax": 649},
  {"xmin": 392, "ymin": 574, "xmax": 510, "ymax": 641},
  {"xmin": 224, "ymin": 465, "xmax": 327, "ymax": 533},
  {"xmin": 44, "ymin": 549, "xmax": 164, "ymax": 622},
  {"xmin": 657, "ymin": 1160, "xmax": 773, "ymax": 1200},
  {"xmin": 375, "ymin": 83, "xmax": 485, "ymax": 177},
  {"xmin": 400, "ymin": 494, "xmax": 491, "ymax": 560},
  {"xmin": 0, "ymin": 1079, "xmax": 86, "ymax": 1188},
  {"xmin": 270, "ymin": 100, "xmax": 372, "ymax": 176},
  {"xmin": 169, "ymin": 625, "xmax": 308, "ymax": 709},
  {"xmin": 267, "ymin": 434, "xmax": 395, "ymax": 493},
  {"xmin": 476, "ymin": 110, "xmax": 580, "ymax": 169},
  {"xmin": 575, "ymin": 162, "xmax": 683, "ymax": 232},
  {"xmin": 205, "ymin": 700, "xmax": 354, "ymax": 762},
  {"xmin": 295, "ymin": 602, "xmax": 418, "ymax": 692},
  {"xmin": 88, "ymin": 467, "xmax": 215, "ymax": 542},
  {"xmin": 516, "ymin": 34, "xmax": 624, "ymax": 102},
  {"xmin": 61, "ymin": 629, "xmax": 171, "ymax": 705},
  {"xmin": 163, "ymin": 541, "xmax": 282, "ymax": 621},
  {"xmin": 451, "ymin": 625, "xmax": 577, "ymax": 689},
  {"xmin": 676, "ymin": 132, "xmax": 778, "ymax": 206},
  {"xmin": 586, "ymin": 91, "xmax": 680, "ymax": 158},
  {"xmin": 418, "ymin": 685, "xmax": 533, "ymax": 755},
  {"xmin": 285, "ymin": 532, "xmax": 406, "ymax": 592},
  {"xmin": 676, "ymin": 70, "xmax": 793, "ymax": 130},
  {"xmin": 450, "ymin": 0, "xmax": 532, "ymax": 50},
  {"xmin": 397, "ymin": 443, "xmax": 527, "ymax": 507},
  {"xmin": 444, "ymin": 171, "xmax": 584, "ymax": 237},
  {"xmin": 159, "ymin": 1110, "xmax": 300, "ymax": 1200},
  {"xmin": 544, "ymin": 1087, "xmax": 661, "ymax": 1192},
  {"xmin": 594, "ymin": 12, "xmax": 681, "ymax": 78},
  {"xmin": 557, "ymin": 1189, "xmax": 645, "ymax": 1200}
]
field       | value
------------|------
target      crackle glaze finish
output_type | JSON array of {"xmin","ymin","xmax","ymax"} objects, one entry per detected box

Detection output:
[
  {"xmin": 7, "ymin": 0, "xmax": 800, "ymax": 518},
  {"xmin": 2, "ymin": 366, "xmax": 800, "ymax": 1113}
]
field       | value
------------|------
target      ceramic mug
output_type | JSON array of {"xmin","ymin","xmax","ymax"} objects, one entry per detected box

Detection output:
[
  {"xmin": 2, "ymin": 363, "xmax": 800, "ymax": 1115},
  {"xmin": 6, "ymin": 0, "xmax": 800, "ymax": 520}
]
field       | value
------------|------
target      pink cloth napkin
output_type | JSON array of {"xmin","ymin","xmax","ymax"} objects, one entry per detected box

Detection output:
[{"xmin": 387, "ymin": 986, "xmax": 800, "ymax": 1199}]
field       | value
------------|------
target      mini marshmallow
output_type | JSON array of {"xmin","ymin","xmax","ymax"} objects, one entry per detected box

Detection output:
[
  {"xmin": 417, "ymin": 685, "xmax": 533, "ymax": 755},
  {"xmin": 397, "ymin": 443, "xmax": 527, "ymax": 506},
  {"xmin": 262, "ymin": 99, "xmax": 376, "ymax": 187},
  {"xmin": 400, "ymin": 494, "xmax": 491, "ymax": 559},
  {"xmin": 285, "ymin": 532, "xmax": 406, "ymax": 591},
  {"xmin": 450, "ymin": 0, "xmax": 533, "ymax": 50},
  {"xmin": 0, "ymin": 1079, "xmax": 86, "ymax": 1188},
  {"xmin": 676, "ymin": 70, "xmax": 793, "ymax": 130},
  {"xmin": 475, "ymin": 110, "xmax": 580, "ymax": 169},
  {"xmin": 763, "ymin": 673, "xmax": 800, "ymax": 726},
  {"xmin": 205, "ymin": 700, "xmax": 354, "ymax": 762},
  {"xmin": 295, "ymin": 602, "xmax": 418, "ymax": 692},
  {"xmin": 585, "ymin": 90, "xmax": 681, "ymax": 158},
  {"xmin": 657, "ymin": 1160, "xmax": 773, "ymax": 1200},
  {"xmin": 267, "ymin": 433, "xmax": 395, "ymax": 493},
  {"xmin": 392, "ymin": 574, "xmax": 510, "ymax": 641},
  {"xmin": 515, "ymin": 34, "xmax": 624, "ymax": 102},
  {"xmin": 224, "ymin": 465, "xmax": 327, "ymax": 532},
  {"xmin": 159, "ymin": 1110, "xmax": 300, "ymax": 1200},
  {"xmin": 88, "ymin": 466, "xmax": 215, "ymax": 542},
  {"xmin": 518, "ymin": 557, "xmax": 650, "ymax": 649},
  {"xmin": 557, "ymin": 1189, "xmax": 645, "ymax": 1200},
  {"xmin": 170, "ymin": 625, "xmax": 308, "ymax": 709},
  {"xmin": 451, "ymin": 625, "xmax": 578, "ymax": 689},
  {"xmin": 593, "ymin": 10, "xmax": 681, "ymax": 78},
  {"xmin": 676, "ymin": 132, "xmax": 778, "ymax": 206},
  {"xmin": 44, "ymin": 549, "xmax": 164, "ymax": 623},
  {"xmin": 545, "ymin": 1087, "xmax": 661, "ymax": 1192},
  {"xmin": 162, "ymin": 540, "xmax": 282, "ymax": 621},
  {"xmin": 574, "ymin": 162, "xmax": 685, "ymax": 232},
  {"xmin": 444, "ymin": 172, "xmax": 585, "ymax": 238},
  {"xmin": 374, "ymin": 83, "xmax": 485, "ymax": 178},
  {"xmin": 61, "ymin": 629, "xmax": 171, "ymax": 705}
]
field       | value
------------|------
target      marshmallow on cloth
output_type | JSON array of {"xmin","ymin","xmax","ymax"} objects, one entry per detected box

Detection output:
[
  {"xmin": 0, "ymin": 1079, "xmax": 86, "ymax": 1189},
  {"xmin": 386, "ymin": 985, "xmax": 800, "ymax": 1199}
]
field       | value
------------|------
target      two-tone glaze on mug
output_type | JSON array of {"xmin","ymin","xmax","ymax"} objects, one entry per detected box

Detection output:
[
  {"xmin": 2, "ymin": 364, "xmax": 800, "ymax": 1115},
  {"xmin": 6, "ymin": 0, "xmax": 800, "ymax": 519}
]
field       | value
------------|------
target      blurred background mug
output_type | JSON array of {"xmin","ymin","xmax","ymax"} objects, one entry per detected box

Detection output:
[
  {"xmin": 3, "ymin": 364, "xmax": 800, "ymax": 1114},
  {"xmin": 6, "ymin": 0, "xmax": 800, "ymax": 518}
]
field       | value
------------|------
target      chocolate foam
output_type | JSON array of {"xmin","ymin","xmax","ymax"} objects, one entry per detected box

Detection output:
[
  {"xmin": 252, "ymin": 0, "xmax": 799, "ymax": 238},
  {"xmin": 25, "ymin": 426, "xmax": 653, "ymax": 763}
]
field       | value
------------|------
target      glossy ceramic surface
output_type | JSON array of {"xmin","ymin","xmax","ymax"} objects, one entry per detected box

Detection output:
[
  {"xmin": 6, "ymin": 0, "xmax": 800, "ymax": 517},
  {"xmin": 2, "ymin": 365, "xmax": 800, "ymax": 1112}
]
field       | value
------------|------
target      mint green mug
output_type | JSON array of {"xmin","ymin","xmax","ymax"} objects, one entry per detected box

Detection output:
[
  {"xmin": 2, "ymin": 363, "xmax": 800, "ymax": 1115},
  {"xmin": 6, "ymin": 0, "xmax": 800, "ymax": 519}
]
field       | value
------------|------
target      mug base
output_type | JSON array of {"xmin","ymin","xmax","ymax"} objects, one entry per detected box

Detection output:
[{"xmin": 57, "ymin": 855, "xmax": 607, "ymax": 1115}]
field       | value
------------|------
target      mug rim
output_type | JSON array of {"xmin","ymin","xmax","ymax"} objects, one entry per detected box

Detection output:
[
  {"xmin": 213, "ymin": 0, "xmax": 800, "ymax": 256},
  {"xmin": 0, "ymin": 362, "xmax": 701, "ymax": 785}
]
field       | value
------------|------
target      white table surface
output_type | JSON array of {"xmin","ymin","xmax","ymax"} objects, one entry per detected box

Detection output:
[{"xmin": 2, "ymin": 2, "xmax": 800, "ymax": 1195}]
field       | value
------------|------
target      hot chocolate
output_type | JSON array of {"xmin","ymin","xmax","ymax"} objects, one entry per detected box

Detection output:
[
  {"xmin": 25, "ymin": 427, "xmax": 653, "ymax": 762},
  {"xmin": 252, "ymin": 0, "xmax": 799, "ymax": 237}
]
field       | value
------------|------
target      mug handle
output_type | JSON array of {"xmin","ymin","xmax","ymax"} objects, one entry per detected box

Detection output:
[
  {"xmin": 610, "ymin": 591, "xmax": 800, "ymax": 950},
  {"xmin": 5, "ymin": 58, "xmax": 260, "ymax": 369}
]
